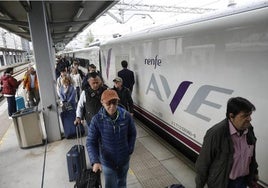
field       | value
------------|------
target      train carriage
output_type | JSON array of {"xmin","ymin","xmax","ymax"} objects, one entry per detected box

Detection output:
[{"xmin": 99, "ymin": 3, "xmax": 268, "ymax": 187}]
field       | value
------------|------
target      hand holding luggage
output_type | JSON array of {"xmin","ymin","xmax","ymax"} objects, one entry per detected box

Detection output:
[{"xmin": 74, "ymin": 169, "xmax": 102, "ymax": 188}]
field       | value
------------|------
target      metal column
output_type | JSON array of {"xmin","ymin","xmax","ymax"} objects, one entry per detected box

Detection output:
[{"xmin": 27, "ymin": 1, "xmax": 61, "ymax": 142}]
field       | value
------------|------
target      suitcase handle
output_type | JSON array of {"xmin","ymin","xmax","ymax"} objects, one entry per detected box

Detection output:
[{"xmin": 76, "ymin": 125, "xmax": 83, "ymax": 152}]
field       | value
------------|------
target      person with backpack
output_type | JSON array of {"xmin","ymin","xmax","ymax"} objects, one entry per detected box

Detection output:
[{"xmin": 112, "ymin": 76, "xmax": 134, "ymax": 116}]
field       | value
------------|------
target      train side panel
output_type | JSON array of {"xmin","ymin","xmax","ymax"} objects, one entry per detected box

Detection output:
[{"xmin": 100, "ymin": 5, "xmax": 268, "ymax": 185}]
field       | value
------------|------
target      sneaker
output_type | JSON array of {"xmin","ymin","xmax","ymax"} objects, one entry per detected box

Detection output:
[{"xmin": 8, "ymin": 116, "xmax": 12, "ymax": 120}]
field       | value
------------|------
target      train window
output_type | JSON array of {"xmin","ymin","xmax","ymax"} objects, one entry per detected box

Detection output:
[
  {"xmin": 143, "ymin": 42, "xmax": 152, "ymax": 56},
  {"xmin": 76, "ymin": 58, "xmax": 89, "ymax": 68},
  {"xmin": 176, "ymin": 38, "xmax": 182, "ymax": 55},
  {"xmin": 159, "ymin": 39, "xmax": 176, "ymax": 55}
]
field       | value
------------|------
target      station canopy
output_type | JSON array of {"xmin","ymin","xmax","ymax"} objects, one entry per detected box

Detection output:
[{"xmin": 0, "ymin": 1, "xmax": 117, "ymax": 46}]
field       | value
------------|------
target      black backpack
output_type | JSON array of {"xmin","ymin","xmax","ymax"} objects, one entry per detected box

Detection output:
[{"xmin": 166, "ymin": 184, "xmax": 185, "ymax": 188}]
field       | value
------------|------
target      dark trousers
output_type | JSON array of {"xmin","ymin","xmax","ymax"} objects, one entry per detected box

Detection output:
[
  {"xmin": 228, "ymin": 176, "xmax": 247, "ymax": 188},
  {"xmin": 28, "ymin": 88, "xmax": 40, "ymax": 107},
  {"xmin": 7, "ymin": 96, "xmax": 17, "ymax": 117}
]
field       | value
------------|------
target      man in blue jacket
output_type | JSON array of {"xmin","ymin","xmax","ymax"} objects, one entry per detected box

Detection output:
[{"xmin": 86, "ymin": 89, "xmax": 137, "ymax": 188}]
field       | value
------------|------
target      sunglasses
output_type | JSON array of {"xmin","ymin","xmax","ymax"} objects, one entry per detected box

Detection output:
[{"xmin": 105, "ymin": 99, "xmax": 118, "ymax": 106}]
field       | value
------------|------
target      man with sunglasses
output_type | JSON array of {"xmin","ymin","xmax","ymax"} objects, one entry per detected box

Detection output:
[{"xmin": 86, "ymin": 89, "xmax": 137, "ymax": 188}]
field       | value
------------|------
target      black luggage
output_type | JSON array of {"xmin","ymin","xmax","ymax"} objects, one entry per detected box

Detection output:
[
  {"xmin": 66, "ymin": 126, "xmax": 86, "ymax": 181},
  {"xmin": 166, "ymin": 184, "xmax": 185, "ymax": 188},
  {"xmin": 74, "ymin": 168, "xmax": 102, "ymax": 188}
]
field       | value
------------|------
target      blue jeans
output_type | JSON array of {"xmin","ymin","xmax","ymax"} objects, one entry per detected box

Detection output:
[
  {"xmin": 228, "ymin": 176, "xmax": 246, "ymax": 188},
  {"xmin": 7, "ymin": 96, "xmax": 16, "ymax": 117},
  {"xmin": 102, "ymin": 162, "xmax": 129, "ymax": 188}
]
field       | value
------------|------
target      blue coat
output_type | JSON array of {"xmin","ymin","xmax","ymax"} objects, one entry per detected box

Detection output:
[
  {"xmin": 59, "ymin": 85, "xmax": 76, "ymax": 110},
  {"xmin": 86, "ymin": 106, "xmax": 136, "ymax": 169}
]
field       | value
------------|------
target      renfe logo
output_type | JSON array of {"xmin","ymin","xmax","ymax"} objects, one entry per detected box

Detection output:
[
  {"xmin": 144, "ymin": 55, "xmax": 161, "ymax": 69},
  {"xmin": 146, "ymin": 73, "xmax": 234, "ymax": 122}
]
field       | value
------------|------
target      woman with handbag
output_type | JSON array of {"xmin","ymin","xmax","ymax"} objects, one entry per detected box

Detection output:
[
  {"xmin": 59, "ymin": 76, "xmax": 84, "ymax": 138},
  {"xmin": 59, "ymin": 76, "xmax": 76, "ymax": 112}
]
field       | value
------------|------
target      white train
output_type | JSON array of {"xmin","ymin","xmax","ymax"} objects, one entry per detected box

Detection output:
[{"xmin": 63, "ymin": 2, "xmax": 268, "ymax": 186}]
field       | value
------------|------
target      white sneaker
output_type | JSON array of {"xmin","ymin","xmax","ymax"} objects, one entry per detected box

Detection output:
[{"xmin": 8, "ymin": 116, "xmax": 12, "ymax": 120}]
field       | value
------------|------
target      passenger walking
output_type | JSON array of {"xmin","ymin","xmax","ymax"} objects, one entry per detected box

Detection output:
[
  {"xmin": 195, "ymin": 97, "xmax": 259, "ymax": 188},
  {"xmin": 55, "ymin": 56, "xmax": 69, "ymax": 79},
  {"xmin": 82, "ymin": 64, "xmax": 103, "ymax": 90},
  {"xmin": 72, "ymin": 60, "xmax": 85, "ymax": 80},
  {"xmin": 56, "ymin": 68, "xmax": 71, "ymax": 98},
  {"xmin": 86, "ymin": 89, "xmax": 136, "ymax": 188},
  {"xmin": 59, "ymin": 76, "xmax": 76, "ymax": 111},
  {"xmin": 74, "ymin": 72, "xmax": 107, "ymax": 126},
  {"xmin": 70, "ymin": 67, "xmax": 82, "ymax": 102},
  {"xmin": 23, "ymin": 66, "xmax": 40, "ymax": 107},
  {"xmin": 117, "ymin": 60, "xmax": 135, "ymax": 94},
  {"xmin": 59, "ymin": 76, "xmax": 82, "ymax": 138},
  {"xmin": 0, "ymin": 67, "xmax": 23, "ymax": 118},
  {"xmin": 112, "ymin": 76, "xmax": 134, "ymax": 115}
]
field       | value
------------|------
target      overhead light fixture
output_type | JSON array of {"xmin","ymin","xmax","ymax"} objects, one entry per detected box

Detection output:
[
  {"xmin": 228, "ymin": 0, "xmax": 236, "ymax": 7},
  {"xmin": 75, "ymin": 7, "xmax": 84, "ymax": 18},
  {"xmin": 0, "ymin": 11, "xmax": 5, "ymax": 17},
  {"xmin": 19, "ymin": 27, "xmax": 25, "ymax": 32},
  {"xmin": 68, "ymin": 26, "xmax": 72, "ymax": 32}
]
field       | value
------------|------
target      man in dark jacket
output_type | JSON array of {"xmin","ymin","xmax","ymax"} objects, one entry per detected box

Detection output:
[
  {"xmin": 112, "ymin": 76, "xmax": 134, "ymax": 115},
  {"xmin": 75, "ymin": 72, "xmax": 107, "ymax": 125},
  {"xmin": 118, "ymin": 60, "xmax": 135, "ymax": 94},
  {"xmin": 195, "ymin": 97, "xmax": 259, "ymax": 188},
  {"xmin": 86, "ymin": 90, "xmax": 136, "ymax": 188},
  {"xmin": 81, "ymin": 64, "xmax": 103, "ymax": 90},
  {"xmin": 0, "ymin": 67, "xmax": 22, "ymax": 118}
]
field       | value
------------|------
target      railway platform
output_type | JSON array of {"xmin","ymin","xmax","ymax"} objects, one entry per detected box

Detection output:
[{"xmin": 0, "ymin": 96, "xmax": 196, "ymax": 188}]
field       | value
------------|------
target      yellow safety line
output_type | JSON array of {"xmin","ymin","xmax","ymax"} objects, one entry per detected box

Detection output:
[
  {"xmin": 0, "ymin": 124, "xmax": 12, "ymax": 146},
  {"xmin": 128, "ymin": 168, "xmax": 134, "ymax": 175}
]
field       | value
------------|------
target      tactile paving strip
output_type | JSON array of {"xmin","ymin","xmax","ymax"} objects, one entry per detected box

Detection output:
[{"xmin": 130, "ymin": 140, "xmax": 180, "ymax": 188}]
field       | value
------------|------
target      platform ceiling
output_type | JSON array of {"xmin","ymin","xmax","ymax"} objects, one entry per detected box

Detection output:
[{"xmin": 0, "ymin": 1, "xmax": 118, "ymax": 46}]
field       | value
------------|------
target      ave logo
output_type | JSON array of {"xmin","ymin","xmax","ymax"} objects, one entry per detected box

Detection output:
[{"xmin": 146, "ymin": 73, "xmax": 234, "ymax": 122}]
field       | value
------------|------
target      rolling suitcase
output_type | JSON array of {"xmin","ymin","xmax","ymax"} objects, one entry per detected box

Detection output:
[
  {"xmin": 16, "ymin": 96, "xmax": 26, "ymax": 111},
  {"xmin": 66, "ymin": 126, "xmax": 87, "ymax": 182},
  {"xmin": 61, "ymin": 110, "xmax": 84, "ymax": 139}
]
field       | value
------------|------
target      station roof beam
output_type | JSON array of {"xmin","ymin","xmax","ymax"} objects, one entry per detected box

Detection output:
[{"xmin": 0, "ymin": 1, "xmax": 118, "ymax": 46}]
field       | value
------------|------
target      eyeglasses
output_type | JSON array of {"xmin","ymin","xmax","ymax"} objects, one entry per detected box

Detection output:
[{"xmin": 105, "ymin": 99, "xmax": 118, "ymax": 106}]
